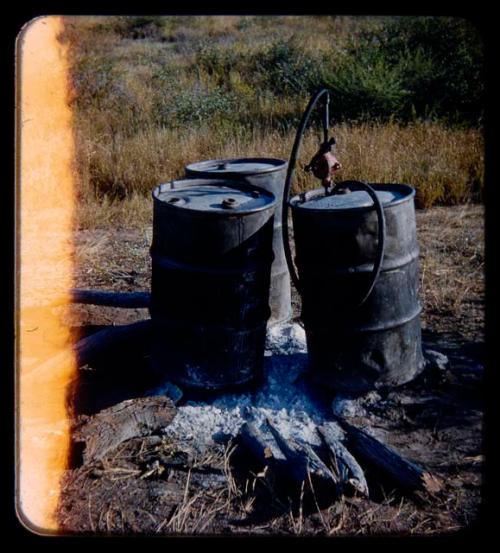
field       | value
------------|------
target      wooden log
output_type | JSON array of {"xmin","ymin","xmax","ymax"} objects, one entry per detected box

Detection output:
[
  {"xmin": 264, "ymin": 419, "xmax": 335, "ymax": 486},
  {"xmin": 238, "ymin": 421, "xmax": 287, "ymax": 465},
  {"xmin": 70, "ymin": 288, "xmax": 151, "ymax": 309},
  {"xmin": 73, "ymin": 396, "xmax": 176, "ymax": 464},
  {"xmin": 22, "ymin": 289, "xmax": 151, "ymax": 309},
  {"xmin": 238, "ymin": 421, "xmax": 337, "ymax": 492},
  {"xmin": 317, "ymin": 423, "xmax": 369, "ymax": 497},
  {"xmin": 334, "ymin": 416, "xmax": 442, "ymax": 494}
]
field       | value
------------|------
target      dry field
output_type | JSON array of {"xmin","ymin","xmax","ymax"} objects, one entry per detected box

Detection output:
[
  {"xmin": 59, "ymin": 203, "xmax": 484, "ymax": 536},
  {"xmin": 60, "ymin": 15, "xmax": 484, "ymax": 226},
  {"xmin": 53, "ymin": 16, "xmax": 485, "ymax": 536}
]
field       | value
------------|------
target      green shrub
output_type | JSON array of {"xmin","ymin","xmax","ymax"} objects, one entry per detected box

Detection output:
[
  {"xmin": 320, "ymin": 16, "xmax": 483, "ymax": 125},
  {"xmin": 156, "ymin": 86, "xmax": 237, "ymax": 126},
  {"xmin": 253, "ymin": 41, "xmax": 322, "ymax": 95},
  {"xmin": 196, "ymin": 43, "xmax": 242, "ymax": 85},
  {"xmin": 235, "ymin": 17, "xmax": 253, "ymax": 32},
  {"xmin": 323, "ymin": 49, "xmax": 409, "ymax": 122},
  {"xmin": 384, "ymin": 17, "xmax": 484, "ymax": 124},
  {"xmin": 361, "ymin": 17, "xmax": 483, "ymax": 124}
]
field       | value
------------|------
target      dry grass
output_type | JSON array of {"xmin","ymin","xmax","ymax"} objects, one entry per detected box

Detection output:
[
  {"xmin": 73, "ymin": 123, "xmax": 483, "ymax": 229},
  {"xmin": 417, "ymin": 204, "xmax": 484, "ymax": 339},
  {"xmin": 76, "ymin": 192, "xmax": 153, "ymax": 230},
  {"xmin": 59, "ymin": 14, "xmax": 484, "ymax": 230}
]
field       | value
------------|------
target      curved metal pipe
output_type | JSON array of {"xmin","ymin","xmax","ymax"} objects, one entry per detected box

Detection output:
[
  {"xmin": 281, "ymin": 89, "xmax": 386, "ymax": 307},
  {"xmin": 282, "ymin": 88, "xmax": 331, "ymax": 293},
  {"xmin": 70, "ymin": 289, "xmax": 151, "ymax": 308}
]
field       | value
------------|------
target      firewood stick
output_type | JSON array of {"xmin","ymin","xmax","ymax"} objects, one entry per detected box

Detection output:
[
  {"xmin": 334, "ymin": 416, "xmax": 442, "ymax": 494},
  {"xmin": 73, "ymin": 319, "xmax": 152, "ymax": 366},
  {"xmin": 264, "ymin": 418, "xmax": 335, "ymax": 485},
  {"xmin": 317, "ymin": 423, "xmax": 369, "ymax": 497},
  {"xmin": 23, "ymin": 289, "xmax": 151, "ymax": 309},
  {"xmin": 238, "ymin": 421, "xmax": 287, "ymax": 465},
  {"xmin": 238, "ymin": 420, "xmax": 337, "ymax": 492}
]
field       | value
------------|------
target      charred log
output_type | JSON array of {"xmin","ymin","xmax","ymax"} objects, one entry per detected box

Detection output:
[
  {"xmin": 317, "ymin": 423, "xmax": 369, "ymax": 497},
  {"xmin": 334, "ymin": 416, "xmax": 442, "ymax": 494},
  {"xmin": 264, "ymin": 418, "xmax": 335, "ymax": 486},
  {"xmin": 237, "ymin": 420, "xmax": 338, "ymax": 496},
  {"xmin": 24, "ymin": 320, "xmax": 152, "ymax": 388}
]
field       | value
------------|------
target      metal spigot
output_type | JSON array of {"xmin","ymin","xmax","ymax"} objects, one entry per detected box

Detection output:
[{"xmin": 305, "ymin": 137, "xmax": 342, "ymax": 194}]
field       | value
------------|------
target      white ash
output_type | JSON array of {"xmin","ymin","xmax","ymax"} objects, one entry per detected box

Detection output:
[
  {"xmin": 332, "ymin": 391, "xmax": 382, "ymax": 419},
  {"xmin": 332, "ymin": 396, "xmax": 368, "ymax": 419},
  {"xmin": 160, "ymin": 322, "xmax": 342, "ymax": 453}
]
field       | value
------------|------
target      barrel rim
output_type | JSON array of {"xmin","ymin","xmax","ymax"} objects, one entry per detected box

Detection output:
[
  {"xmin": 289, "ymin": 183, "xmax": 416, "ymax": 213},
  {"xmin": 185, "ymin": 157, "xmax": 288, "ymax": 176},
  {"xmin": 152, "ymin": 178, "xmax": 277, "ymax": 216}
]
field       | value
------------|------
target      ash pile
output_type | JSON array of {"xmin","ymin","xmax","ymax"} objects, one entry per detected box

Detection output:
[
  {"xmin": 153, "ymin": 322, "xmax": 444, "ymax": 500},
  {"xmin": 67, "ymin": 321, "xmax": 446, "ymax": 528}
]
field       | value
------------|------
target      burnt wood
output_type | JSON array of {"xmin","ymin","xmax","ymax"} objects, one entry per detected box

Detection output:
[
  {"xmin": 317, "ymin": 423, "xmax": 369, "ymax": 497},
  {"xmin": 237, "ymin": 421, "xmax": 337, "ymax": 490},
  {"xmin": 74, "ymin": 319, "xmax": 152, "ymax": 367},
  {"xmin": 238, "ymin": 421, "xmax": 287, "ymax": 464},
  {"xmin": 264, "ymin": 419, "xmax": 335, "ymax": 486},
  {"xmin": 335, "ymin": 416, "xmax": 442, "ymax": 494}
]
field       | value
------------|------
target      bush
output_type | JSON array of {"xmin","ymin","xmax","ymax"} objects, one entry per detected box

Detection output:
[
  {"xmin": 253, "ymin": 41, "xmax": 322, "ymax": 95},
  {"xmin": 323, "ymin": 48, "xmax": 409, "ymax": 122},
  {"xmin": 71, "ymin": 58, "xmax": 117, "ymax": 109},
  {"xmin": 114, "ymin": 16, "xmax": 166, "ymax": 41},
  {"xmin": 321, "ymin": 17, "xmax": 483, "ymax": 124},
  {"xmin": 382, "ymin": 17, "xmax": 484, "ymax": 124},
  {"xmin": 156, "ymin": 86, "xmax": 237, "ymax": 126},
  {"xmin": 196, "ymin": 43, "xmax": 242, "ymax": 85}
]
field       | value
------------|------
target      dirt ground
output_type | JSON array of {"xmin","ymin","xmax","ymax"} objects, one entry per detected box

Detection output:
[{"xmin": 56, "ymin": 204, "xmax": 485, "ymax": 536}]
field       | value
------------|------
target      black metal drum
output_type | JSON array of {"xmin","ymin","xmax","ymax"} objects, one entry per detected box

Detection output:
[
  {"xmin": 185, "ymin": 158, "xmax": 291, "ymax": 324},
  {"xmin": 289, "ymin": 182, "xmax": 425, "ymax": 394},
  {"xmin": 150, "ymin": 178, "xmax": 276, "ymax": 390}
]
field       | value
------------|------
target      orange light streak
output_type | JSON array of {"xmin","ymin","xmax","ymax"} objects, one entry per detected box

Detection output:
[{"xmin": 17, "ymin": 16, "xmax": 76, "ymax": 533}]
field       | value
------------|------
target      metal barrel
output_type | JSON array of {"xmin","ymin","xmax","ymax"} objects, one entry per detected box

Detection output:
[
  {"xmin": 185, "ymin": 158, "xmax": 291, "ymax": 325},
  {"xmin": 150, "ymin": 178, "xmax": 276, "ymax": 391},
  {"xmin": 290, "ymin": 183, "xmax": 425, "ymax": 394}
]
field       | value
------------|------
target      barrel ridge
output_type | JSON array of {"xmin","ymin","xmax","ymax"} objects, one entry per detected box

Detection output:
[
  {"xmin": 291, "ymin": 183, "xmax": 424, "ymax": 393},
  {"xmin": 150, "ymin": 177, "xmax": 276, "ymax": 390}
]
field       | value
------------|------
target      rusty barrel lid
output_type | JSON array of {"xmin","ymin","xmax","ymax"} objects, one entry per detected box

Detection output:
[
  {"xmin": 185, "ymin": 157, "xmax": 287, "ymax": 176},
  {"xmin": 291, "ymin": 183, "xmax": 415, "ymax": 212},
  {"xmin": 153, "ymin": 178, "xmax": 276, "ymax": 215}
]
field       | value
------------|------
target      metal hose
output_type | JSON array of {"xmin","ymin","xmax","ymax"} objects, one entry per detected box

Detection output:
[
  {"xmin": 281, "ymin": 88, "xmax": 386, "ymax": 307},
  {"xmin": 282, "ymin": 88, "xmax": 331, "ymax": 293}
]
